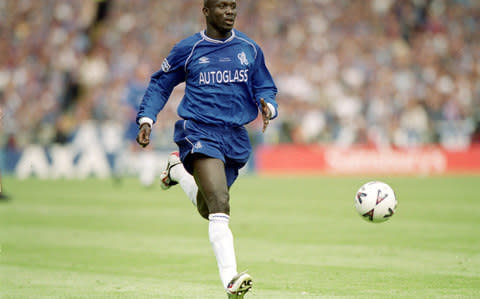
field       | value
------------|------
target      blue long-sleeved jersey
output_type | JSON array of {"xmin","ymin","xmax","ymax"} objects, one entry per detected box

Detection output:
[{"xmin": 136, "ymin": 29, "xmax": 278, "ymax": 127}]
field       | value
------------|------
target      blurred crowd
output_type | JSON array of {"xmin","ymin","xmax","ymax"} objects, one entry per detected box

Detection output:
[{"xmin": 1, "ymin": 0, "xmax": 480, "ymax": 151}]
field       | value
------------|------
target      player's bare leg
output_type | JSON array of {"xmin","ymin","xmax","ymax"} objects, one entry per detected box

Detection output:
[
  {"xmin": 192, "ymin": 156, "xmax": 230, "ymax": 215},
  {"xmin": 191, "ymin": 155, "xmax": 252, "ymax": 297},
  {"xmin": 162, "ymin": 153, "xmax": 252, "ymax": 296}
]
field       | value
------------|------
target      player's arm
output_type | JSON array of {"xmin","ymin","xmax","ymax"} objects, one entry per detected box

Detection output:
[
  {"xmin": 136, "ymin": 45, "xmax": 187, "ymax": 147},
  {"xmin": 251, "ymin": 46, "xmax": 278, "ymax": 132}
]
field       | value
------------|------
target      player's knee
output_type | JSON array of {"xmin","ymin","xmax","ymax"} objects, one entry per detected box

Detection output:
[
  {"xmin": 210, "ymin": 204, "xmax": 230, "ymax": 215},
  {"xmin": 210, "ymin": 202, "xmax": 230, "ymax": 215},
  {"xmin": 206, "ymin": 190, "xmax": 230, "ymax": 215}
]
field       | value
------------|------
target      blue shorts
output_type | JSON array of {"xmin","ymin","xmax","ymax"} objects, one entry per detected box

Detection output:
[{"xmin": 173, "ymin": 119, "xmax": 251, "ymax": 187}]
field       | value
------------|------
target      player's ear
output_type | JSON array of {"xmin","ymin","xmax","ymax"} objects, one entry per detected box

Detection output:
[{"xmin": 202, "ymin": 6, "xmax": 209, "ymax": 17}]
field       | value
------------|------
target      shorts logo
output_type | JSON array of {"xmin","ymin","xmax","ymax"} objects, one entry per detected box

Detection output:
[
  {"xmin": 161, "ymin": 58, "xmax": 171, "ymax": 72},
  {"xmin": 237, "ymin": 52, "xmax": 249, "ymax": 66},
  {"xmin": 199, "ymin": 56, "xmax": 210, "ymax": 64},
  {"xmin": 194, "ymin": 141, "xmax": 202, "ymax": 149}
]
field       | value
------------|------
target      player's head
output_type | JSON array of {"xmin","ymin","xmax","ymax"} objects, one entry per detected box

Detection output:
[{"xmin": 203, "ymin": 0, "xmax": 237, "ymax": 35}]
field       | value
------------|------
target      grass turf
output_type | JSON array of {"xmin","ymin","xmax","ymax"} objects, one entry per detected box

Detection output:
[{"xmin": 1, "ymin": 175, "xmax": 479, "ymax": 298}]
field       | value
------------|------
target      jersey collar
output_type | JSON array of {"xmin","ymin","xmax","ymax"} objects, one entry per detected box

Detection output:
[{"xmin": 201, "ymin": 29, "xmax": 236, "ymax": 44}]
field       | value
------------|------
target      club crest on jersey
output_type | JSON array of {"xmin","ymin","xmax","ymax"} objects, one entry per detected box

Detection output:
[
  {"xmin": 237, "ymin": 52, "xmax": 249, "ymax": 66},
  {"xmin": 199, "ymin": 56, "xmax": 210, "ymax": 64},
  {"xmin": 161, "ymin": 58, "xmax": 171, "ymax": 72}
]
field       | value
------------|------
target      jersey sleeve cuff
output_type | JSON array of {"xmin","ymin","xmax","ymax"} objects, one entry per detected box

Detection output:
[
  {"xmin": 138, "ymin": 117, "xmax": 153, "ymax": 127},
  {"xmin": 266, "ymin": 102, "xmax": 277, "ymax": 119}
]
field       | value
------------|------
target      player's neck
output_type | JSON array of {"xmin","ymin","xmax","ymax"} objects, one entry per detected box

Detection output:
[{"xmin": 204, "ymin": 27, "xmax": 232, "ymax": 40}]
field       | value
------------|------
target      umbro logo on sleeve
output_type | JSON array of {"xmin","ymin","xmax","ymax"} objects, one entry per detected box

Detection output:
[{"xmin": 161, "ymin": 58, "xmax": 171, "ymax": 72}]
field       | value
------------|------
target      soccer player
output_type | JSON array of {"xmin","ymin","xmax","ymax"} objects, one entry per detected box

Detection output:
[{"xmin": 135, "ymin": 0, "xmax": 278, "ymax": 298}]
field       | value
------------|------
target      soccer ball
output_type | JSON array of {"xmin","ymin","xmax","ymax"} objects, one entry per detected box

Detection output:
[{"xmin": 354, "ymin": 181, "xmax": 397, "ymax": 223}]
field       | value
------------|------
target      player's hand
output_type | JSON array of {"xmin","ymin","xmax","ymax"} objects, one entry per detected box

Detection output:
[
  {"xmin": 136, "ymin": 123, "xmax": 151, "ymax": 148},
  {"xmin": 260, "ymin": 98, "xmax": 272, "ymax": 133}
]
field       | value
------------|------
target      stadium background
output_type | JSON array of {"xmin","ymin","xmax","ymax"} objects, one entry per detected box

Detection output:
[
  {"xmin": 1, "ymin": 0, "xmax": 480, "ymax": 178},
  {"xmin": 2, "ymin": 1, "xmax": 480, "ymax": 298}
]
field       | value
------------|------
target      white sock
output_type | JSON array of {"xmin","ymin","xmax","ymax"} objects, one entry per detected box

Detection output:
[
  {"xmin": 170, "ymin": 164, "xmax": 198, "ymax": 206},
  {"xmin": 209, "ymin": 213, "xmax": 238, "ymax": 289}
]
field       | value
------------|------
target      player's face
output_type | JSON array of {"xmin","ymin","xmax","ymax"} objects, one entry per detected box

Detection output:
[{"xmin": 204, "ymin": 0, "xmax": 237, "ymax": 34}]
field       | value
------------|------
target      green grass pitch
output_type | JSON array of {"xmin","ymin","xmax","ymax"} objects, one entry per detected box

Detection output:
[{"xmin": 1, "ymin": 175, "xmax": 479, "ymax": 298}]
